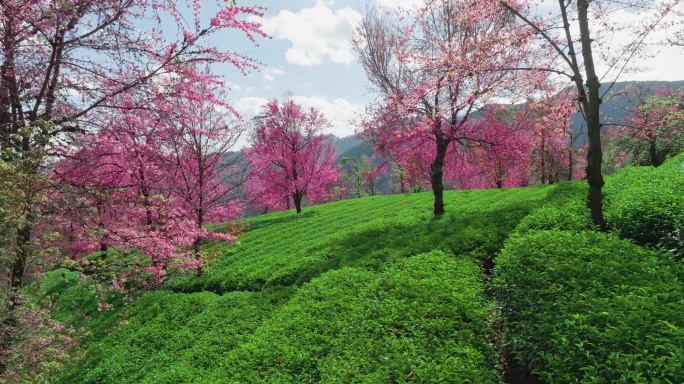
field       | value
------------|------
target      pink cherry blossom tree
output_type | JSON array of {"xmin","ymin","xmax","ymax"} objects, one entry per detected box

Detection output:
[
  {"xmin": 0, "ymin": 0, "xmax": 266, "ymax": 298},
  {"xmin": 51, "ymin": 75, "xmax": 246, "ymax": 282},
  {"xmin": 353, "ymin": 0, "xmax": 540, "ymax": 215},
  {"xmin": 245, "ymin": 98, "xmax": 339, "ymax": 214},
  {"xmin": 466, "ymin": 106, "xmax": 533, "ymax": 189},
  {"xmin": 52, "ymin": 102, "xmax": 204, "ymax": 285},
  {"xmin": 161, "ymin": 80, "xmax": 246, "ymax": 276},
  {"xmin": 340, "ymin": 155, "xmax": 386, "ymax": 198},
  {"xmin": 498, "ymin": 0, "xmax": 682, "ymax": 228},
  {"xmin": 617, "ymin": 85, "xmax": 684, "ymax": 166}
]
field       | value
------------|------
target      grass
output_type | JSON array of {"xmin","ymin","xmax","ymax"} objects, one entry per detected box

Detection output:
[
  {"xmin": 41, "ymin": 183, "xmax": 583, "ymax": 383},
  {"xmin": 176, "ymin": 184, "xmax": 563, "ymax": 293},
  {"xmin": 18, "ymin": 157, "xmax": 684, "ymax": 383},
  {"xmin": 32, "ymin": 177, "xmax": 684, "ymax": 383}
]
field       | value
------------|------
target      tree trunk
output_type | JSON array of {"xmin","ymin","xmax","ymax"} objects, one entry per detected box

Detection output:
[
  {"xmin": 540, "ymin": 131, "xmax": 547, "ymax": 184},
  {"xmin": 196, "ymin": 205, "xmax": 204, "ymax": 277},
  {"xmin": 193, "ymin": 237, "xmax": 203, "ymax": 277},
  {"xmin": 9, "ymin": 140, "xmax": 33, "ymax": 304},
  {"xmin": 399, "ymin": 167, "xmax": 406, "ymax": 194},
  {"xmin": 293, "ymin": 192, "xmax": 302, "ymax": 214},
  {"xmin": 9, "ymin": 223, "xmax": 30, "ymax": 310},
  {"xmin": 568, "ymin": 147, "xmax": 573, "ymax": 181},
  {"xmin": 649, "ymin": 139, "xmax": 662, "ymax": 166},
  {"xmin": 577, "ymin": 0, "xmax": 607, "ymax": 230},
  {"xmin": 430, "ymin": 137, "xmax": 449, "ymax": 215},
  {"xmin": 96, "ymin": 203, "xmax": 107, "ymax": 259}
]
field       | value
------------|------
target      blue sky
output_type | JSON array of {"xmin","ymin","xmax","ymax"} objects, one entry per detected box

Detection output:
[
  {"xmin": 212, "ymin": 0, "xmax": 684, "ymax": 146},
  {"xmin": 215, "ymin": 0, "xmax": 386, "ymax": 143}
]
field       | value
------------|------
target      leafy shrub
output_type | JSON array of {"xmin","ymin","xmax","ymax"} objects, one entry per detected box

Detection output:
[
  {"xmin": 604, "ymin": 160, "xmax": 684, "ymax": 245},
  {"xmin": 56, "ymin": 252, "xmax": 500, "ymax": 383},
  {"xmin": 32, "ymin": 269, "xmax": 127, "ymax": 342},
  {"xmin": 657, "ymin": 151, "xmax": 684, "ymax": 173},
  {"xmin": 49, "ymin": 183, "xmax": 588, "ymax": 380},
  {"xmin": 514, "ymin": 182, "xmax": 594, "ymax": 234},
  {"xmin": 56, "ymin": 290, "xmax": 277, "ymax": 383},
  {"xmin": 0, "ymin": 300, "xmax": 77, "ymax": 384},
  {"xmin": 493, "ymin": 230, "xmax": 684, "ymax": 383},
  {"xmin": 172, "ymin": 185, "xmax": 562, "ymax": 293},
  {"xmin": 221, "ymin": 251, "xmax": 501, "ymax": 383},
  {"xmin": 659, "ymin": 222, "xmax": 684, "ymax": 260},
  {"xmin": 515, "ymin": 200, "xmax": 594, "ymax": 234},
  {"xmin": 654, "ymin": 154, "xmax": 684, "ymax": 259}
]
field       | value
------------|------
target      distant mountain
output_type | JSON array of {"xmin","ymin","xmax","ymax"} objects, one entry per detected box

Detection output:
[
  {"xmin": 233, "ymin": 80, "xmax": 684, "ymax": 203},
  {"xmin": 333, "ymin": 135, "xmax": 364, "ymax": 155},
  {"xmin": 570, "ymin": 80, "xmax": 684, "ymax": 146},
  {"xmin": 338, "ymin": 142, "xmax": 375, "ymax": 160}
]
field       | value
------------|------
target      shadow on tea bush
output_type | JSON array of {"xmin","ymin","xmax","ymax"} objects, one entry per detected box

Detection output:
[{"xmin": 493, "ymin": 230, "xmax": 684, "ymax": 383}]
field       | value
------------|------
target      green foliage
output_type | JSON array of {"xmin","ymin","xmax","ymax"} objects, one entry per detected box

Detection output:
[
  {"xmin": 493, "ymin": 230, "xmax": 684, "ymax": 383},
  {"xmin": 40, "ymin": 182, "xmax": 607, "ymax": 382},
  {"xmin": 340, "ymin": 155, "xmax": 381, "ymax": 197},
  {"xmin": 515, "ymin": 182, "xmax": 594, "ymax": 234},
  {"xmin": 28, "ymin": 269, "xmax": 128, "ymax": 343},
  {"xmin": 604, "ymin": 155, "xmax": 684, "ymax": 245},
  {"xmin": 60, "ymin": 252, "xmax": 500, "ymax": 383},
  {"xmin": 56, "ymin": 290, "xmax": 278, "ymax": 383},
  {"xmin": 222, "ymin": 251, "xmax": 500, "ymax": 383},
  {"xmin": 169, "ymin": 186, "xmax": 555, "ymax": 293},
  {"xmin": 656, "ymin": 151, "xmax": 684, "ymax": 172},
  {"xmin": 0, "ymin": 159, "xmax": 47, "ymax": 291},
  {"xmin": 515, "ymin": 201, "xmax": 593, "ymax": 234}
]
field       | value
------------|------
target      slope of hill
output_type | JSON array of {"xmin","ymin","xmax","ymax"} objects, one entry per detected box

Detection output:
[
  {"xmin": 43, "ymin": 183, "xmax": 579, "ymax": 383},
  {"xmin": 31, "ymin": 154, "xmax": 684, "ymax": 383},
  {"xmin": 333, "ymin": 135, "xmax": 364, "ymax": 156}
]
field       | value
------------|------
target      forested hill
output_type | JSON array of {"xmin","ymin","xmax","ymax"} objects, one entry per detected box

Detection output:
[
  {"xmin": 570, "ymin": 80, "xmax": 684, "ymax": 145},
  {"xmin": 333, "ymin": 80, "xmax": 684, "ymax": 156}
]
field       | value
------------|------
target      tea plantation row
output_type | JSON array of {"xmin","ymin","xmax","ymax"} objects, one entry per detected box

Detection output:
[{"xmin": 31, "ymin": 154, "xmax": 684, "ymax": 383}]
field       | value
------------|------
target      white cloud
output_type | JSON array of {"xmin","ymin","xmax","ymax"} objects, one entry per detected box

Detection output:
[
  {"xmin": 266, "ymin": 67, "xmax": 287, "ymax": 76},
  {"xmin": 291, "ymin": 95, "xmax": 361, "ymax": 137},
  {"xmin": 262, "ymin": 67, "xmax": 287, "ymax": 82},
  {"xmin": 233, "ymin": 96, "xmax": 269, "ymax": 119},
  {"xmin": 258, "ymin": 1, "xmax": 362, "ymax": 66},
  {"xmin": 376, "ymin": 0, "xmax": 410, "ymax": 9},
  {"xmin": 224, "ymin": 81, "xmax": 241, "ymax": 91}
]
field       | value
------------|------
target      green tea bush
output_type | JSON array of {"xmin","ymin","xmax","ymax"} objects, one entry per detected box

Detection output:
[
  {"xmin": 604, "ymin": 158, "xmax": 684, "ymax": 245},
  {"xmin": 171, "ymin": 185, "xmax": 558, "ymax": 293},
  {"xmin": 656, "ymin": 153, "xmax": 684, "ymax": 258},
  {"xmin": 48, "ymin": 182, "xmax": 590, "ymax": 381},
  {"xmin": 34, "ymin": 269, "xmax": 127, "ymax": 341},
  {"xmin": 493, "ymin": 230, "xmax": 684, "ymax": 383},
  {"xmin": 220, "ymin": 251, "xmax": 501, "ymax": 383},
  {"xmin": 656, "ymin": 151, "xmax": 684, "ymax": 173},
  {"xmin": 515, "ymin": 200, "xmax": 594, "ymax": 234},
  {"xmin": 515, "ymin": 182, "xmax": 594, "ymax": 234},
  {"xmin": 56, "ymin": 290, "xmax": 277, "ymax": 383}
]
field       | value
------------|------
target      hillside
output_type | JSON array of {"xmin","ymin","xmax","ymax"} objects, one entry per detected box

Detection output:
[
  {"xmin": 334, "ymin": 81, "xmax": 684, "ymax": 154},
  {"xmin": 41, "ymin": 184, "xmax": 567, "ymax": 382},
  {"xmin": 569, "ymin": 80, "xmax": 684, "ymax": 145},
  {"xmin": 29, "ymin": 155, "xmax": 684, "ymax": 383}
]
